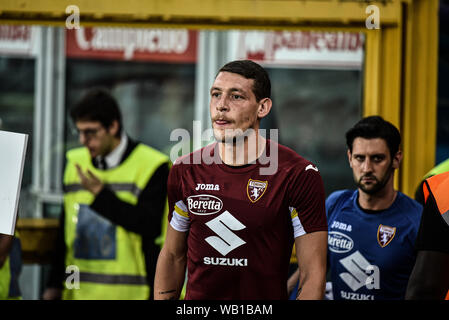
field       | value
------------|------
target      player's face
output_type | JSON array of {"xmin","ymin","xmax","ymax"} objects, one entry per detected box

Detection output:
[
  {"xmin": 76, "ymin": 120, "xmax": 117, "ymax": 158},
  {"xmin": 348, "ymin": 137, "xmax": 400, "ymax": 195},
  {"xmin": 210, "ymin": 71, "xmax": 262, "ymax": 143}
]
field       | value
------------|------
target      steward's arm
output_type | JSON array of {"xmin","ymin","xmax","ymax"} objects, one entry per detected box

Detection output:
[{"xmin": 91, "ymin": 162, "xmax": 169, "ymax": 237}]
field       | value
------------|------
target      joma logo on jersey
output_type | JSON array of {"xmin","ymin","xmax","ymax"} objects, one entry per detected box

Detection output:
[
  {"xmin": 195, "ymin": 183, "xmax": 220, "ymax": 191},
  {"xmin": 331, "ymin": 220, "xmax": 352, "ymax": 232},
  {"xmin": 187, "ymin": 195, "xmax": 223, "ymax": 215},
  {"xmin": 247, "ymin": 179, "xmax": 268, "ymax": 203}
]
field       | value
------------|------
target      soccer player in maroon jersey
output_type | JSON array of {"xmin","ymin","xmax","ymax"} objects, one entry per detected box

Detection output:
[{"xmin": 154, "ymin": 60, "xmax": 327, "ymax": 300}]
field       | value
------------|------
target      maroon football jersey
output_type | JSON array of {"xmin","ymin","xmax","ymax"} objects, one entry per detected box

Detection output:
[{"xmin": 167, "ymin": 139, "xmax": 327, "ymax": 300}]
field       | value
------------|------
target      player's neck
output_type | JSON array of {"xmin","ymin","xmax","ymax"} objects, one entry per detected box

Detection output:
[
  {"xmin": 358, "ymin": 183, "xmax": 397, "ymax": 211},
  {"xmin": 218, "ymin": 131, "xmax": 266, "ymax": 166}
]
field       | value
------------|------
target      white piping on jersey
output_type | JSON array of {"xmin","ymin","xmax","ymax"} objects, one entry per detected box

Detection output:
[
  {"xmin": 170, "ymin": 210, "xmax": 190, "ymax": 232},
  {"xmin": 290, "ymin": 206, "xmax": 306, "ymax": 238},
  {"xmin": 170, "ymin": 200, "xmax": 190, "ymax": 232},
  {"xmin": 175, "ymin": 200, "xmax": 188, "ymax": 215},
  {"xmin": 170, "ymin": 201, "xmax": 307, "ymax": 238}
]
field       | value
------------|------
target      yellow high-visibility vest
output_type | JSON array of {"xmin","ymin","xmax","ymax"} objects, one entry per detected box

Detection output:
[
  {"xmin": 62, "ymin": 144, "xmax": 168, "ymax": 300},
  {"xmin": 424, "ymin": 158, "xmax": 449, "ymax": 179}
]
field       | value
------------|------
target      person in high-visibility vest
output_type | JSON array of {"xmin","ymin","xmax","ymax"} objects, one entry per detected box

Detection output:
[
  {"xmin": 406, "ymin": 171, "xmax": 449, "ymax": 299},
  {"xmin": 414, "ymin": 157, "xmax": 449, "ymax": 204},
  {"xmin": 0, "ymin": 232, "xmax": 22, "ymax": 300},
  {"xmin": 43, "ymin": 88, "xmax": 169, "ymax": 300}
]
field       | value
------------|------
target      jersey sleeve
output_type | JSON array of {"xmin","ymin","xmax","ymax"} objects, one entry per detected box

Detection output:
[
  {"xmin": 167, "ymin": 161, "xmax": 190, "ymax": 232},
  {"xmin": 288, "ymin": 163, "xmax": 327, "ymax": 237}
]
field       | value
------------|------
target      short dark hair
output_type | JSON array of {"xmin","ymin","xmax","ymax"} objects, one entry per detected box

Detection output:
[
  {"xmin": 70, "ymin": 88, "xmax": 122, "ymax": 136},
  {"xmin": 217, "ymin": 60, "xmax": 271, "ymax": 101},
  {"xmin": 346, "ymin": 116, "xmax": 401, "ymax": 157}
]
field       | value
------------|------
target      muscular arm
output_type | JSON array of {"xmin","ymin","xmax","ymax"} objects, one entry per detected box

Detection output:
[
  {"xmin": 294, "ymin": 231, "xmax": 327, "ymax": 300},
  {"xmin": 153, "ymin": 225, "xmax": 188, "ymax": 300},
  {"xmin": 287, "ymin": 268, "xmax": 300, "ymax": 296}
]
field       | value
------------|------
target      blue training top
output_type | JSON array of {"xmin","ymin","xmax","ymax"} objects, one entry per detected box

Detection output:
[{"xmin": 326, "ymin": 189, "xmax": 422, "ymax": 300}]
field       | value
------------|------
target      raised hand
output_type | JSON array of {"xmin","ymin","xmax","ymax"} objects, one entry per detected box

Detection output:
[{"xmin": 75, "ymin": 163, "xmax": 104, "ymax": 195}]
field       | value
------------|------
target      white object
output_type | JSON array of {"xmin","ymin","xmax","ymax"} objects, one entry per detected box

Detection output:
[{"xmin": 0, "ymin": 130, "xmax": 28, "ymax": 235}]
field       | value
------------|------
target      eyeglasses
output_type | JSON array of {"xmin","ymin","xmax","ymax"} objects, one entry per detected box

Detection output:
[{"xmin": 75, "ymin": 127, "xmax": 104, "ymax": 140}]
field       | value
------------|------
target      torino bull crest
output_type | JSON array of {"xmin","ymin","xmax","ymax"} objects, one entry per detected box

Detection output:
[
  {"xmin": 377, "ymin": 224, "xmax": 396, "ymax": 248},
  {"xmin": 247, "ymin": 179, "xmax": 268, "ymax": 203}
]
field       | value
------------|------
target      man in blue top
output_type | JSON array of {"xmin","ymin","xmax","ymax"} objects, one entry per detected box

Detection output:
[
  {"xmin": 289, "ymin": 116, "xmax": 423, "ymax": 300},
  {"xmin": 327, "ymin": 116, "xmax": 423, "ymax": 300}
]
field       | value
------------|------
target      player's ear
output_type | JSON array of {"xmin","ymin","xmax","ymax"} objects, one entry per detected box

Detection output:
[
  {"xmin": 392, "ymin": 150, "xmax": 402, "ymax": 169},
  {"xmin": 347, "ymin": 149, "xmax": 353, "ymax": 168},
  {"xmin": 257, "ymin": 98, "xmax": 272, "ymax": 119}
]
